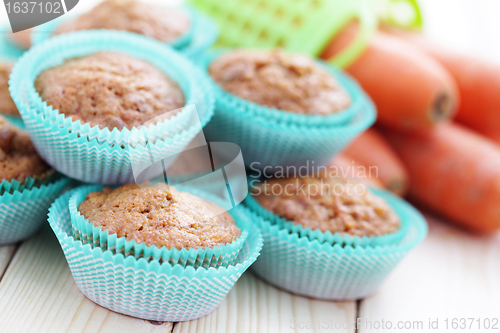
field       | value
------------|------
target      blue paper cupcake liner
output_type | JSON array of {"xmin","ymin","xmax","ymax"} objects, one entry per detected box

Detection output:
[
  {"xmin": 200, "ymin": 49, "xmax": 363, "ymax": 127},
  {"xmin": 200, "ymin": 49, "xmax": 376, "ymax": 169},
  {"xmin": 9, "ymin": 31, "xmax": 215, "ymax": 183},
  {"xmin": 10, "ymin": 30, "xmax": 213, "ymax": 146},
  {"xmin": 31, "ymin": 4, "xmax": 218, "ymax": 58},
  {"xmin": 68, "ymin": 184, "xmax": 250, "ymax": 268},
  {"xmin": 48, "ymin": 188, "xmax": 263, "ymax": 322},
  {"xmin": 247, "ymin": 188, "xmax": 428, "ymax": 300},
  {"xmin": 204, "ymin": 95, "xmax": 376, "ymax": 169},
  {"xmin": 0, "ymin": 174, "xmax": 72, "ymax": 245},
  {"xmin": 244, "ymin": 189, "xmax": 409, "ymax": 248}
]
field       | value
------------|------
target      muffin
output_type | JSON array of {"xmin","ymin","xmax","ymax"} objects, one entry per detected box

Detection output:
[
  {"xmin": 78, "ymin": 183, "xmax": 241, "ymax": 250},
  {"xmin": 8, "ymin": 28, "xmax": 32, "ymax": 50},
  {"xmin": 254, "ymin": 174, "xmax": 400, "ymax": 237},
  {"xmin": 209, "ymin": 49, "xmax": 351, "ymax": 115},
  {"xmin": 0, "ymin": 63, "xmax": 19, "ymax": 116},
  {"xmin": 34, "ymin": 51, "xmax": 185, "ymax": 130},
  {"xmin": 53, "ymin": 0, "xmax": 190, "ymax": 43},
  {"xmin": 0, "ymin": 115, "xmax": 50, "ymax": 182}
]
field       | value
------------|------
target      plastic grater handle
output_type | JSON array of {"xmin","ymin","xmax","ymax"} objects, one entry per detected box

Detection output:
[{"xmin": 326, "ymin": 0, "xmax": 377, "ymax": 68}]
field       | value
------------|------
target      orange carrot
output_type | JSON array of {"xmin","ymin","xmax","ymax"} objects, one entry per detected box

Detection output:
[
  {"xmin": 385, "ymin": 28, "xmax": 500, "ymax": 144},
  {"xmin": 342, "ymin": 128, "xmax": 409, "ymax": 196},
  {"xmin": 328, "ymin": 153, "xmax": 384, "ymax": 188},
  {"xmin": 384, "ymin": 123, "xmax": 500, "ymax": 233},
  {"xmin": 322, "ymin": 29, "xmax": 459, "ymax": 130}
]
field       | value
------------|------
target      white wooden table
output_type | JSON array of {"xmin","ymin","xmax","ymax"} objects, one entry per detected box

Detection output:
[{"xmin": 0, "ymin": 212, "xmax": 498, "ymax": 333}]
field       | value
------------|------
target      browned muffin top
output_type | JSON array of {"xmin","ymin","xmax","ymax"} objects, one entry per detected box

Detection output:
[
  {"xmin": 34, "ymin": 52, "xmax": 185, "ymax": 130},
  {"xmin": 0, "ymin": 62, "xmax": 19, "ymax": 116},
  {"xmin": 209, "ymin": 49, "xmax": 351, "ymax": 115},
  {"xmin": 254, "ymin": 175, "xmax": 400, "ymax": 237},
  {"xmin": 0, "ymin": 116, "xmax": 50, "ymax": 181},
  {"xmin": 8, "ymin": 28, "xmax": 32, "ymax": 49},
  {"xmin": 53, "ymin": 0, "xmax": 190, "ymax": 43},
  {"xmin": 78, "ymin": 183, "xmax": 241, "ymax": 250}
]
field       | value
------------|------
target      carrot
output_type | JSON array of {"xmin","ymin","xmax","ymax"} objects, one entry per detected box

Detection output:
[
  {"xmin": 383, "ymin": 123, "xmax": 500, "ymax": 233},
  {"xmin": 342, "ymin": 128, "xmax": 409, "ymax": 196},
  {"xmin": 327, "ymin": 153, "xmax": 384, "ymax": 188},
  {"xmin": 322, "ymin": 28, "xmax": 459, "ymax": 130},
  {"xmin": 385, "ymin": 28, "xmax": 500, "ymax": 144}
]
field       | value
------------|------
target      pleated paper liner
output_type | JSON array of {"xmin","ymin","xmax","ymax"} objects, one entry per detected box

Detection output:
[
  {"xmin": 68, "ymin": 184, "xmax": 250, "ymax": 269},
  {"xmin": 0, "ymin": 174, "xmax": 71, "ymax": 244},
  {"xmin": 248, "ymin": 187, "xmax": 428, "ymax": 300},
  {"xmin": 204, "ymin": 94, "xmax": 376, "ymax": 169},
  {"xmin": 0, "ymin": 169, "xmax": 55, "ymax": 195},
  {"xmin": 244, "ymin": 190, "xmax": 409, "ymax": 248},
  {"xmin": 10, "ymin": 30, "xmax": 214, "ymax": 147},
  {"xmin": 48, "ymin": 188, "xmax": 263, "ymax": 322},
  {"xmin": 200, "ymin": 49, "xmax": 364, "ymax": 127},
  {"xmin": 31, "ymin": 4, "xmax": 218, "ymax": 57},
  {"xmin": 9, "ymin": 31, "xmax": 215, "ymax": 184}
]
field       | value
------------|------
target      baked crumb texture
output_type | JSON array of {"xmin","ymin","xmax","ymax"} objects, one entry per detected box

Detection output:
[
  {"xmin": 255, "ymin": 176, "xmax": 400, "ymax": 237},
  {"xmin": 34, "ymin": 52, "xmax": 185, "ymax": 130},
  {"xmin": 209, "ymin": 49, "xmax": 351, "ymax": 115},
  {"xmin": 0, "ymin": 63, "xmax": 20, "ymax": 116},
  {"xmin": 0, "ymin": 115, "xmax": 50, "ymax": 181},
  {"xmin": 53, "ymin": 0, "xmax": 190, "ymax": 43},
  {"xmin": 78, "ymin": 183, "xmax": 241, "ymax": 250}
]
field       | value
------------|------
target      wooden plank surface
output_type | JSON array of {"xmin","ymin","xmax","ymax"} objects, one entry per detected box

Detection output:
[
  {"xmin": 0, "ymin": 243, "xmax": 17, "ymax": 280},
  {"xmin": 358, "ymin": 215, "xmax": 500, "ymax": 333},
  {"xmin": 0, "ymin": 225, "xmax": 174, "ymax": 333},
  {"xmin": 174, "ymin": 273, "xmax": 356, "ymax": 333}
]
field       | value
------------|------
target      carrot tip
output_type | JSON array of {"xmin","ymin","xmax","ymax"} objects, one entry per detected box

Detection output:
[{"xmin": 432, "ymin": 92, "xmax": 454, "ymax": 122}]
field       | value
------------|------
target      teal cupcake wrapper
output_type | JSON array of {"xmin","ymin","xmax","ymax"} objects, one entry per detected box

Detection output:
[
  {"xmin": 244, "ymin": 190, "xmax": 408, "ymax": 248},
  {"xmin": 68, "ymin": 184, "xmax": 250, "ymax": 269},
  {"xmin": 31, "ymin": 4, "xmax": 218, "ymax": 57},
  {"xmin": 204, "ymin": 93, "xmax": 376, "ymax": 169},
  {"xmin": 48, "ymin": 189, "xmax": 263, "ymax": 322},
  {"xmin": 201, "ymin": 49, "xmax": 362, "ymax": 127},
  {"xmin": 10, "ymin": 31, "xmax": 214, "ymax": 184},
  {"xmin": 20, "ymin": 107, "xmax": 205, "ymax": 184},
  {"xmin": 10, "ymin": 30, "xmax": 213, "ymax": 146},
  {"xmin": 0, "ymin": 175, "xmax": 71, "ymax": 244},
  {"xmin": 0, "ymin": 171, "xmax": 55, "ymax": 195},
  {"xmin": 248, "ymin": 188, "xmax": 428, "ymax": 300}
]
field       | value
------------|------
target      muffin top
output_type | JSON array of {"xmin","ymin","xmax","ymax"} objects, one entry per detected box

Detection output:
[
  {"xmin": 0, "ymin": 62, "xmax": 20, "ymax": 116},
  {"xmin": 209, "ymin": 49, "xmax": 351, "ymax": 115},
  {"xmin": 8, "ymin": 28, "xmax": 32, "ymax": 49},
  {"xmin": 34, "ymin": 51, "xmax": 185, "ymax": 130},
  {"xmin": 0, "ymin": 115, "xmax": 50, "ymax": 181},
  {"xmin": 78, "ymin": 183, "xmax": 241, "ymax": 250},
  {"xmin": 53, "ymin": 0, "xmax": 190, "ymax": 43},
  {"xmin": 254, "ymin": 175, "xmax": 400, "ymax": 237}
]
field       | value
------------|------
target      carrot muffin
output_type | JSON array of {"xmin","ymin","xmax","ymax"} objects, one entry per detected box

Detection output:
[
  {"xmin": 34, "ymin": 51, "xmax": 185, "ymax": 130},
  {"xmin": 53, "ymin": 0, "xmax": 190, "ymax": 43},
  {"xmin": 8, "ymin": 28, "xmax": 32, "ymax": 49},
  {"xmin": 0, "ymin": 63, "xmax": 19, "ymax": 116},
  {"xmin": 209, "ymin": 49, "xmax": 351, "ymax": 115},
  {"xmin": 78, "ymin": 183, "xmax": 241, "ymax": 250},
  {"xmin": 0, "ymin": 115, "xmax": 50, "ymax": 181},
  {"xmin": 254, "ymin": 175, "xmax": 400, "ymax": 237}
]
